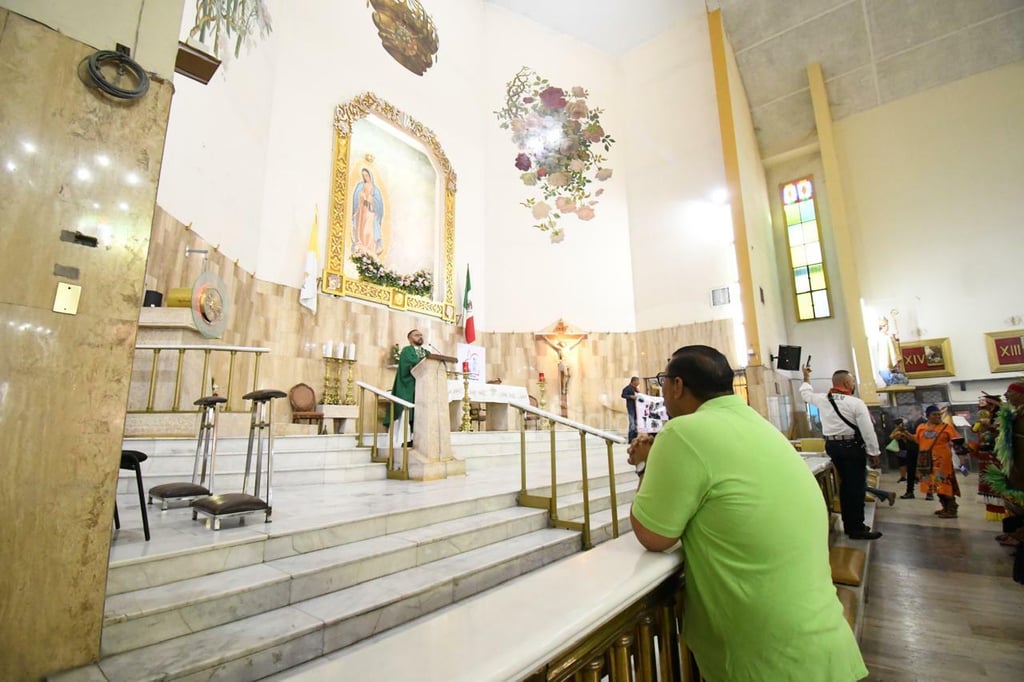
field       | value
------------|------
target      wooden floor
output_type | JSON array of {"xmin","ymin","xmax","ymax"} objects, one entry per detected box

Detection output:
[{"xmin": 861, "ymin": 472, "xmax": 1024, "ymax": 681}]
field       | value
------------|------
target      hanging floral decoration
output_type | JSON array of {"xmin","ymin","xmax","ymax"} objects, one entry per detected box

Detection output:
[
  {"xmin": 351, "ymin": 252, "xmax": 433, "ymax": 297},
  {"xmin": 495, "ymin": 67, "xmax": 615, "ymax": 243}
]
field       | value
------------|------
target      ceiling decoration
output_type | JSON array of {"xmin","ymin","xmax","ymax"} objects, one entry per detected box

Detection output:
[{"xmin": 368, "ymin": 0, "xmax": 440, "ymax": 76}]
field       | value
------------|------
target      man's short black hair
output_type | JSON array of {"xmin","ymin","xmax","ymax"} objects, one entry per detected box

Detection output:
[
  {"xmin": 666, "ymin": 345, "xmax": 734, "ymax": 401},
  {"xmin": 630, "ymin": 376, "xmax": 639, "ymax": 382},
  {"xmin": 407, "ymin": 329, "xmax": 420, "ymax": 340}
]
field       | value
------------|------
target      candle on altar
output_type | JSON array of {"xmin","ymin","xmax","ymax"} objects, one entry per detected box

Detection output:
[
  {"xmin": 462, "ymin": 361, "xmax": 469, "ymax": 373},
  {"xmin": 539, "ymin": 372, "xmax": 546, "ymax": 382},
  {"xmin": 324, "ymin": 341, "xmax": 333, "ymax": 358},
  {"xmin": 347, "ymin": 343, "xmax": 357, "ymax": 361},
  {"xmin": 335, "ymin": 340, "xmax": 345, "ymax": 359}
]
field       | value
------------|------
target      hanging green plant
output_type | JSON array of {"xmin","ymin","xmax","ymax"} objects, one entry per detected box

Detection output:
[{"xmin": 190, "ymin": 0, "xmax": 273, "ymax": 58}]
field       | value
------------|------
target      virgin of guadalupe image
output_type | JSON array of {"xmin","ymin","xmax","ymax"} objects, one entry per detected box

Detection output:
[{"xmin": 352, "ymin": 167, "xmax": 385, "ymax": 254}]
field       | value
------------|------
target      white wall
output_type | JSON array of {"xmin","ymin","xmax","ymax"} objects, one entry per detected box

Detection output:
[
  {"xmin": 620, "ymin": 5, "xmax": 735, "ymax": 332},
  {"xmin": 481, "ymin": 4, "xmax": 634, "ymax": 333},
  {"xmin": 837, "ymin": 61, "xmax": 1024, "ymax": 382},
  {"xmin": 0, "ymin": 0, "xmax": 184, "ymax": 76}
]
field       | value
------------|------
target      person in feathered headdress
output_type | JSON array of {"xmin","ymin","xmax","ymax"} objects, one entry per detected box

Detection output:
[
  {"xmin": 972, "ymin": 393, "xmax": 1006, "ymax": 520},
  {"xmin": 985, "ymin": 382, "xmax": 1024, "ymax": 573}
]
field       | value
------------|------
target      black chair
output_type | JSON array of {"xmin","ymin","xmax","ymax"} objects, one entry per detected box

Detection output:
[{"xmin": 114, "ymin": 450, "xmax": 150, "ymax": 541}]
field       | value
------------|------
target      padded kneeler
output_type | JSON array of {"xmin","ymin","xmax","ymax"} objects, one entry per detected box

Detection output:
[
  {"xmin": 191, "ymin": 493, "xmax": 270, "ymax": 530},
  {"xmin": 830, "ymin": 546, "xmax": 866, "ymax": 586},
  {"xmin": 835, "ymin": 586, "xmax": 857, "ymax": 629}
]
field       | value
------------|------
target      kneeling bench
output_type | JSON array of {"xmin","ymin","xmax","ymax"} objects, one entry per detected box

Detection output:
[
  {"xmin": 149, "ymin": 395, "xmax": 227, "ymax": 511},
  {"xmin": 835, "ymin": 586, "xmax": 857, "ymax": 629},
  {"xmin": 829, "ymin": 546, "xmax": 866, "ymax": 587},
  {"xmin": 192, "ymin": 388, "xmax": 285, "ymax": 530}
]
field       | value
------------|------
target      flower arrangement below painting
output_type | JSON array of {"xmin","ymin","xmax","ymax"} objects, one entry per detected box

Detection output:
[
  {"xmin": 351, "ymin": 252, "xmax": 432, "ymax": 297},
  {"xmin": 495, "ymin": 67, "xmax": 615, "ymax": 243}
]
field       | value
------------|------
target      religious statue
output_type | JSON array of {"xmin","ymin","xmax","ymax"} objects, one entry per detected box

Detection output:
[
  {"xmin": 352, "ymin": 167, "xmax": 385, "ymax": 255},
  {"xmin": 876, "ymin": 310, "xmax": 909, "ymax": 385}
]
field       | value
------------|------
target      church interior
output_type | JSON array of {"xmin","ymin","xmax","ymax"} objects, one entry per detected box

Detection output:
[{"xmin": 1, "ymin": 0, "xmax": 1023, "ymax": 679}]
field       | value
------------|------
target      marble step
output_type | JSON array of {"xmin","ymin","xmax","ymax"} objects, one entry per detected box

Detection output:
[
  {"xmin": 55, "ymin": 529, "xmax": 582, "ymax": 682},
  {"xmin": 101, "ymin": 505, "xmax": 552, "ymax": 656},
  {"xmin": 118, "ymin": 462, "xmax": 387, "ymax": 495}
]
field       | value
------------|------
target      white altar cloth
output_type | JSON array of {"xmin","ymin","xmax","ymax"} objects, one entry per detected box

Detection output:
[{"xmin": 447, "ymin": 381, "xmax": 529, "ymax": 431}]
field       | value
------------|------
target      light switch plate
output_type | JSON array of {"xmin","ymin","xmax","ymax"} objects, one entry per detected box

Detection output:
[{"xmin": 53, "ymin": 282, "xmax": 82, "ymax": 315}]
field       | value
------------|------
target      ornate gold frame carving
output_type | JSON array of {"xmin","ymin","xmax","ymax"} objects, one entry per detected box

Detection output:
[{"xmin": 322, "ymin": 92, "xmax": 456, "ymax": 323}]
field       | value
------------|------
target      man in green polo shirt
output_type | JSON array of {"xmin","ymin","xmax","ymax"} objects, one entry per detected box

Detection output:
[{"xmin": 630, "ymin": 345, "xmax": 866, "ymax": 681}]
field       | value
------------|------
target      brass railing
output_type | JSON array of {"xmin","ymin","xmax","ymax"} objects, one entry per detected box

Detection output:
[
  {"xmin": 510, "ymin": 400, "xmax": 628, "ymax": 550},
  {"xmin": 524, "ymin": 566, "xmax": 696, "ymax": 682},
  {"xmin": 129, "ymin": 344, "xmax": 271, "ymax": 413},
  {"xmin": 354, "ymin": 381, "xmax": 413, "ymax": 480}
]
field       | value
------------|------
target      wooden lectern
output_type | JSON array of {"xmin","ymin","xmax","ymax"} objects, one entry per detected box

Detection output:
[{"xmin": 408, "ymin": 353, "xmax": 466, "ymax": 480}]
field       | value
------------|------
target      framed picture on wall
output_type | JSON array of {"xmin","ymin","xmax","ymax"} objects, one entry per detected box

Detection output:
[
  {"xmin": 984, "ymin": 329, "xmax": 1024, "ymax": 373},
  {"xmin": 900, "ymin": 337, "xmax": 954, "ymax": 378}
]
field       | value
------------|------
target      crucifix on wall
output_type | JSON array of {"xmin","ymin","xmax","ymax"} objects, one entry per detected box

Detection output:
[{"xmin": 535, "ymin": 318, "xmax": 588, "ymax": 418}]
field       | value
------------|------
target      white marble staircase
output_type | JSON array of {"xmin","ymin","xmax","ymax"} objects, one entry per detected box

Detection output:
[{"xmin": 53, "ymin": 431, "xmax": 635, "ymax": 681}]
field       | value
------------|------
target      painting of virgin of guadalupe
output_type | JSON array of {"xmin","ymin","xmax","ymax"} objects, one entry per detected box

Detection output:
[{"xmin": 352, "ymin": 168, "xmax": 385, "ymax": 255}]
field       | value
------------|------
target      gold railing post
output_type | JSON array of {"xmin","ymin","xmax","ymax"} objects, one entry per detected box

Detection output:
[
  {"xmin": 356, "ymin": 385, "xmax": 365, "ymax": 448},
  {"xmin": 146, "ymin": 349, "xmax": 160, "ymax": 412},
  {"xmin": 172, "ymin": 348, "xmax": 186, "ymax": 411},
  {"xmin": 610, "ymin": 633, "xmax": 634, "ymax": 682},
  {"xmin": 656, "ymin": 602, "xmax": 681, "ymax": 681},
  {"xmin": 607, "ymin": 439, "xmax": 620, "ymax": 539},
  {"xmin": 548, "ymin": 419, "xmax": 559, "ymax": 521},
  {"xmin": 226, "ymin": 350, "xmax": 238, "ymax": 410},
  {"xmin": 635, "ymin": 611, "xmax": 655, "ymax": 681},
  {"xmin": 581, "ymin": 658, "xmax": 603, "ymax": 682},
  {"xmin": 520, "ymin": 410, "xmax": 528, "ymax": 499},
  {"xmin": 201, "ymin": 349, "xmax": 212, "ymax": 398},
  {"xmin": 579, "ymin": 431, "xmax": 591, "ymax": 549}
]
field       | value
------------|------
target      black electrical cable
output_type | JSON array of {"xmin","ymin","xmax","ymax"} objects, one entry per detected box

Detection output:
[{"xmin": 82, "ymin": 50, "xmax": 150, "ymax": 100}]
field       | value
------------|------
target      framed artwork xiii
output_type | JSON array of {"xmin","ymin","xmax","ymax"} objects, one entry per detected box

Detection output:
[
  {"xmin": 900, "ymin": 337, "xmax": 954, "ymax": 378},
  {"xmin": 984, "ymin": 329, "xmax": 1024, "ymax": 373}
]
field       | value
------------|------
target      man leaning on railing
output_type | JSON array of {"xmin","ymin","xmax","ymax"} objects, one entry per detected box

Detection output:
[{"xmin": 628, "ymin": 345, "xmax": 868, "ymax": 682}]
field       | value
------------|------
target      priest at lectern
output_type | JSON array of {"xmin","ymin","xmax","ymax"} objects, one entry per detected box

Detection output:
[{"xmin": 385, "ymin": 329, "xmax": 428, "ymax": 439}]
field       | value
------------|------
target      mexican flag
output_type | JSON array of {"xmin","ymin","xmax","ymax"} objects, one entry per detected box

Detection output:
[{"xmin": 463, "ymin": 266, "xmax": 476, "ymax": 344}]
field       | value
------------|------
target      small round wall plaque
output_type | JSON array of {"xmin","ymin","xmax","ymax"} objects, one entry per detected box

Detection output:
[{"xmin": 190, "ymin": 271, "xmax": 230, "ymax": 338}]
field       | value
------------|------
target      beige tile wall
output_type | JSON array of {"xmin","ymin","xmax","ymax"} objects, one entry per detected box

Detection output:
[{"xmin": 144, "ymin": 207, "xmax": 737, "ymax": 434}]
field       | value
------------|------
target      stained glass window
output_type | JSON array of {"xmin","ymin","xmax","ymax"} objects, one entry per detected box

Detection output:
[{"xmin": 781, "ymin": 177, "xmax": 831, "ymax": 321}]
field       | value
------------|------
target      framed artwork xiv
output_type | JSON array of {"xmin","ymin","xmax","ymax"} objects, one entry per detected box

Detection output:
[
  {"xmin": 900, "ymin": 337, "xmax": 954, "ymax": 378},
  {"xmin": 984, "ymin": 329, "xmax": 1024, "ymax": 373}
]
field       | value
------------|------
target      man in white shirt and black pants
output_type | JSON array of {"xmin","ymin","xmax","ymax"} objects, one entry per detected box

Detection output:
[{"xmin": 800, "ymin": 366, "xmax": 882, "ymax": 540}]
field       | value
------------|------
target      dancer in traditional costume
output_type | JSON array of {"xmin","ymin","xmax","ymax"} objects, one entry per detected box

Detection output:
[{"xmin": 972, "ymin": 394, "xmax": 1006, "ymax": 521}]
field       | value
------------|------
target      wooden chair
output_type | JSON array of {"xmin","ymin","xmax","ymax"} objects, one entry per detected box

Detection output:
[{"xmin": 289, "ymin": 383, "xmax": 325, "ymax": 434}]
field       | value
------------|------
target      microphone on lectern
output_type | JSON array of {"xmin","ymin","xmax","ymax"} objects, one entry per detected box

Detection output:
[{"xmin": 426, "ymin": 342, "xmax": 443, "ymax": 355}]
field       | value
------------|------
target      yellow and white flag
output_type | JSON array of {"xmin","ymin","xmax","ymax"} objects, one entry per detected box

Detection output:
[{"xmin": 299, "ymin": 207, "xmax": 320, "ymax": 314}]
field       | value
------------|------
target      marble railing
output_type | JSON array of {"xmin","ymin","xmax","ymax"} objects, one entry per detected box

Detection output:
[{"xmin": 353, "ymin": 380, "xmax": 413, "ymax": 476}]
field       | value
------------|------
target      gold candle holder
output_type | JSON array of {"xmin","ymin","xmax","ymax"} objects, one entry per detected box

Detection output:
[
  {"xmin": 342, "ymin": 358, "xmax": 356, "ymax": 406},
  {"xmin": 322, "ymin": 356, "xmax": 343, "ymax": 405}
]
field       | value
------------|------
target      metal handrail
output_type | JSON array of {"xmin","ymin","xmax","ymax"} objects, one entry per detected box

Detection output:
[
  {"xmin": 509, "ymin": 401, "xmax": 628, "ymax": 550},
  {"xmin": 355, "ymin": 381, "xmax": 413, "ymax": 479},
  {"xmin": 129, "ymin": 344, "xmax": 271, "ymax": 413}
]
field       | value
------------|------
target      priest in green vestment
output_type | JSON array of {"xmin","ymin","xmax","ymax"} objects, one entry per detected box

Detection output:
[{"xmin": 385, "ymin": 329, "xmax": 428, "ymax": 434}]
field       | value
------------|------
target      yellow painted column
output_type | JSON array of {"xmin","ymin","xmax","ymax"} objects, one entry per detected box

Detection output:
[
  {"xmin": 707, "ymin": 9, "xmax": 761, "ymax": 366},
  {"xmin": 806, "ymin": 63, "xmax": 878, "ymax": 405}
]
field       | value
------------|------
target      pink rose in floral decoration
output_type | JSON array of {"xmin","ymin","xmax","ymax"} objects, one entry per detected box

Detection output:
[
  {"xmin": 576, "ymin": 206, "xmax": 596, "ymax": 221},
  {"xmin": 495, "ymin": 67, "xmax": 616, "ymax": 242},
  {"xmin": 567, "ymin": 100, "xmax": 589, "ymax": 119},
  {"xmin": 555, "ymin": 196, "xmax": 577, "ymax": 213},
  {"xmin": 539, "ymin": 86, "xmax": 567, "ymax": 109}
]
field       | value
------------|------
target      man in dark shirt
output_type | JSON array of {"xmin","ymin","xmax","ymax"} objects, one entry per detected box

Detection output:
[{"xmin": 622, "ymin": 376, "xmax": 639, "ymax": 443}]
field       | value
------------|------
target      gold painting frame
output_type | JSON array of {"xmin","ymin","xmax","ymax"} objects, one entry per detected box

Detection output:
[
  {"xmin": 900, "ymin": 337, "xmax": 955, "ymax": 379},
  {"xmin": 984, "ymin": 329, "xmax": 1024, "ymax": 373},
  {"xmin": 322, "ymin": 92, "xmax": 456, "ymax": 323}
]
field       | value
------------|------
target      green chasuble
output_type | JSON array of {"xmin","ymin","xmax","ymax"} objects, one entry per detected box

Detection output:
[{"xmin": 385, "ymin": 344, "xmax": 427, "ymax": 427}]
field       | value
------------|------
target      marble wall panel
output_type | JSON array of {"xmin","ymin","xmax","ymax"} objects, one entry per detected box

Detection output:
[{"xmin": 0, "ymin": 11, "xmax": 173, "ymax": 680}]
